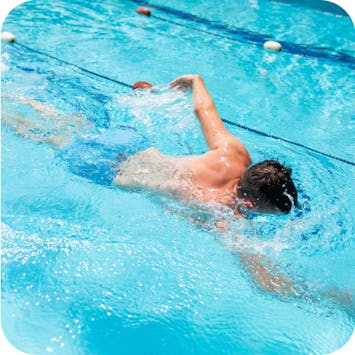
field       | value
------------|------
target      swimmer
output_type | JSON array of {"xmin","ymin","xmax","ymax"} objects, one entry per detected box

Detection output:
[
  {"xmin": 4, "ymin": 82, "xmax": 353, "ymax": 311},
  {"xmin": 117, "ymin": 74, "xmax": 298, "ymax": 217},
  {"xmin": 2, "ymin": 74, "xmax": 298, "ymax": 217}
]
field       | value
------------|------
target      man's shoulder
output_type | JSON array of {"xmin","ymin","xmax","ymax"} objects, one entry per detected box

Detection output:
[{"xmin": 217, "ymin": 137, "xmax": 251, "ymax": 166}]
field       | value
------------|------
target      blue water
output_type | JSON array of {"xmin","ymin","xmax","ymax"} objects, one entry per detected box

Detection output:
[{"xmin": 1, "ymin": 0, "xmax": 354, "ymax": 354}]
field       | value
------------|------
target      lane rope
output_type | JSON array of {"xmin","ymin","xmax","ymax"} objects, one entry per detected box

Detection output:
[
  {"xmin": 8, "ymin": 41, "xmax": 355, "ymax": 167},
  {"xmin": 127, "ymin": 0, "xmax": 355, "ymax": 68}
]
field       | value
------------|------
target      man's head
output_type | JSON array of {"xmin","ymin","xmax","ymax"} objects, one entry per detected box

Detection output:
[{"xmin": 236, "ymin": 160, "xmax": 298, "ymax": 214}]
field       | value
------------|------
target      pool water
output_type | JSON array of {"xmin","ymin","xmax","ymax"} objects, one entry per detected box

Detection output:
[{"xmin": 1, "ymin": 0, "xmax": 354, "ymax": 354}]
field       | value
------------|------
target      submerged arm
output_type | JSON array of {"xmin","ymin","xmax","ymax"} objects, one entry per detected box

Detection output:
[
  {"xmin": 239, "ymin": 252, "xmax": 298, "ymax": 297},
  {"xmin": 239, "ymin": 250, "xmax": 354, "ymax": 314}
]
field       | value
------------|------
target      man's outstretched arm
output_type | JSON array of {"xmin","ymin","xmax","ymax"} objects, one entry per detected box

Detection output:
[{"xmin": 170, "ymin": 74, "xmax": 247, "ymax": 154}]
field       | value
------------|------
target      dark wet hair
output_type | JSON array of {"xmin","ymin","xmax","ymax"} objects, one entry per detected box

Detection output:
[{"xmin": 237, "ymin": 160, "xmax": 298, "ymax": 214}]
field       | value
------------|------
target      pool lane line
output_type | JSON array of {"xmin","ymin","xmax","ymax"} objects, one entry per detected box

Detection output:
[
  {"xmin": 128, "ymin": 0, "xmax": 355, "ymax": 68},
  {"xmin": 14, "ymin": 42, "xmax": 133, "ymax": 89},
  {"xmin": 9, "ymin": 41, "xmax": 355, "ymax": 167},
  {"xmin": 221, "ymin": 118, "xmax": 355, "ymax": 167}
]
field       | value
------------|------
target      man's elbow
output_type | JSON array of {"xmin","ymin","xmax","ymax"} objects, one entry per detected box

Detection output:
[{"xmin": 194, "ymin": 102, "xmax": 215, "ymax": 116}]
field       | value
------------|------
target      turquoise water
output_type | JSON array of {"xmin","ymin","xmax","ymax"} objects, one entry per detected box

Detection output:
[{"xmin": 1, "ymin": 0, "xmax": 354, "ymax": 354}]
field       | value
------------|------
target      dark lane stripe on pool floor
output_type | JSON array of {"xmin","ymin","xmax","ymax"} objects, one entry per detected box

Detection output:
[{"xmin": 127, "ymin": 0, "xmax": 355, "ymax": 68}]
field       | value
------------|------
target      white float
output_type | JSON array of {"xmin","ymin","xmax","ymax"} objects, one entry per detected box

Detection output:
[
  {"xmin": 1, "ymin": 32, "xmax": 16, "ymax": 43},
  {"xmin": 263, "ymin": 40, "xmax": 282, "ymax": 52}
]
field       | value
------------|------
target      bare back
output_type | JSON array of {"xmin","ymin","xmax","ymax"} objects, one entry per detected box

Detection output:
[
  {"xmin": 114, "ymin": 148, "xmax": 195, "ymax": 200},
  {"xmin": 186, "ymin": 141, "xmax": 250, "ymax": 206},
  {"xmin": 114, "ymin": 139, "xmax": 250, "ymax": 208}
]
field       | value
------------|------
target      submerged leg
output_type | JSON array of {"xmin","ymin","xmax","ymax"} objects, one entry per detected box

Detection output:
[
  {"xmin": 14, "ymin": 96, "xmax": 89, "ymax": 130},
  {"xmin": 2, "ymin": 96, "xmax": 93, "ymax": 149},
  {"xmin": 2, "ymin": 110, "xmax": 71, "ymax": 148}
]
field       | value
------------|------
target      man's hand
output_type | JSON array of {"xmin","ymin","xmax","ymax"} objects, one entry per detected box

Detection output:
[{"xmin": 169, "ymin": 74, "xmax": 200, "ymax": 91}]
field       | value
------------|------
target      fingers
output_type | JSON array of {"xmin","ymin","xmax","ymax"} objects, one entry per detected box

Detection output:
[
  {"xmin": 169, "ymin": 77, "xmax": 186, "ymax": 89},
  {"xmin": 169, "ymin": 74, "xmax": 197, "ymax": 91},
  {"xmin": 169, "ymin": 80, "xmax": 189, "ymax": 90}
]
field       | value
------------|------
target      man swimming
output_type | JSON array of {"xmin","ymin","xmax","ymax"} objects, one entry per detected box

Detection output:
[
  {"xmin": 2, "ymin": 74, "xmax": 298, "ymax": 217},
  {"xmin": 116, "ymin": 74, "xmax": 298, "ymax": 216},
  {"xmin": 6, "ymin": 77, "xmax": 354, "ymax": 310}
]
